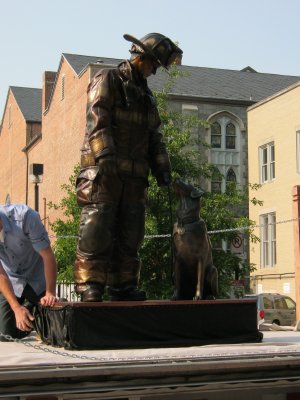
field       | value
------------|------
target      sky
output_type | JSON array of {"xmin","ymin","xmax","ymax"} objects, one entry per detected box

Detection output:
[{"xmin": 0, "ymin": 0, "xmax": 299, "ymax": 117}]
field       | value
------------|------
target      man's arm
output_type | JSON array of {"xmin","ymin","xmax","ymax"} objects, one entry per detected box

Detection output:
[
  {"xmin": 0, "ymin": 263, "xmax": 34, "ymax": 332},
  {"xmin": 39, "ymin": 246, "xmax": 57, "ymax": 306},
  {"xmin": 23, "ymin": 208, "xmax": 57, "ymax": 306}
]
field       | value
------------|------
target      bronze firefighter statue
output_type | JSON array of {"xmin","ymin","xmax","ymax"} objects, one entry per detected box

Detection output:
[{"xmin": 74, "ymin": 33, "xmax": 183, "ymax": 302}]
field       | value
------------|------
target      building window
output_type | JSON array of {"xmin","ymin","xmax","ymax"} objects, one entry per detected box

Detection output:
[
  {"xmin": 26, "ymin": 123, "xmax": 41, "ymax": 145},
  {"xmin": 211, "ymin": 122, "xmax": 221, "ymax": 148},
  {"xmin": 260, "ymin": 142, "xmax": 275, "ymax": 183},
  {"xmin": 61, "ymin": 75, "xmax": 65, "ymax": 100},
  {"xmin": 210, "ymin": 118, "xmax": 239, "ymax": 150},
  {"xmin": 225, "ymin": 123, "xmax": 236, "ymax": 149},
  {"xmin": 226, "ymin": 168, "xmax": 236, "ymax": 193},
  {"xmin": 297, "ymin": 131, "xmax": 300, "ymax": 173},
  {"xmin": 226, "ymin": 168, "xmax": 236, "ymax": 183},
  {"xmin": 211, "ymin": 169, "xmax": 222, "ymax": 193},
  {"xmin": 260, "ymin": 213, "xmax": 276, "ymax": 268}
]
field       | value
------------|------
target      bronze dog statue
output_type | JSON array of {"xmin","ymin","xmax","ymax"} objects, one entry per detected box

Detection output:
[{"xmin": 172, "ymin": 178, "xmax": 218, "ymax": 300}]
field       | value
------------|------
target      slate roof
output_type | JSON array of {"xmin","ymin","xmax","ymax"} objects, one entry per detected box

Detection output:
[
  {"xmin": 63, "ymin": 53, "xmax": 300, "ymax": 104},
  {"xmin": 63, "ymin": 53, "xmax": 121, "ymax": 75},
  {"xmin": 10, "ymin": 86, "xmax": 42, "ymax": 122},
  {"xmin": 149, "ymin": 66, "xmax": 300, "ymax": 103}
]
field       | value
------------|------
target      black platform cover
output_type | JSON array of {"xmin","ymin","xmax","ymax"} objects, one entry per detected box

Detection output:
[{"xmin": 33, "ymin": 300, "xmax": 263, "ymax": 350}]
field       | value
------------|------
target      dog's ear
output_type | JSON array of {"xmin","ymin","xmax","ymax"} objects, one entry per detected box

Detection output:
[{"xmin": 190, "ymin": 188, "xmax": 205, "ymax": 199}]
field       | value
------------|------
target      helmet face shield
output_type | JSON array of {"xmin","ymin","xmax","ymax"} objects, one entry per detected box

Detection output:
[
  {"xmin": 151, "ymin": 39, "xmax": 179, "ymax": 68},
  {"xmin": 124, "ymin": 33, "xmax": 183, "ymax": 69},
  {"xmin": 165, "ymin": 49, "xmax": 183, "ymax": 68}
]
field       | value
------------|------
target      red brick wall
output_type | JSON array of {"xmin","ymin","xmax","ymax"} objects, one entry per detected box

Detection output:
[
  {"xmin": 0, "ymin": 57, "xmax": 103, "ymax": 234},
  {"xmin": 28, "ymin": 57, "xmax": 90, "ymax": 227},
  {"xmin": 0, "ymin": 89, "xmax": 29, "ymax": 204}
]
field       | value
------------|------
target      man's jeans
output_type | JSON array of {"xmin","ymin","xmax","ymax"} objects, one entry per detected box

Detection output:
[{"xmin": 0, "ymin": 284, "xmax": 44, "ymax": 341}]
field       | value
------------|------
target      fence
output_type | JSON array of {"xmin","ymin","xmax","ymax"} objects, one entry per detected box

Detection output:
[{"xmin": 57, "ymin": 281, "xmax": 80, "ymax": 301}]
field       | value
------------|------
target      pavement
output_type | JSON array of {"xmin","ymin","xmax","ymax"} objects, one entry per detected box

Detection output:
[{"xmin": 1, "ymin": 330, "xmax": 300, "ymax": 368}]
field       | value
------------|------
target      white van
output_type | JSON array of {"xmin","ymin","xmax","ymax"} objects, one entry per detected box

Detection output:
[{"xmin": 244, "ymin": 293, "xmax": 296, "ymax": 326}]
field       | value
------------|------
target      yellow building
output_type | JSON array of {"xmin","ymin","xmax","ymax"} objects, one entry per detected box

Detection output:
[{"xmin": 247, "ymin": 81, "xmax": 300, "ymax": 301}]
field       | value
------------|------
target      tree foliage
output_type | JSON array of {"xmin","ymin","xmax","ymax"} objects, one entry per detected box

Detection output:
[
  {"xmin": 49, "ymin": 66, "xmax": 261, "ymax": 297},
  {"xmin": 48, "ymin": 165, "xmax": 81, "ymax": 282},
  {"xmin": 139, "ymin": 66, "xmax": 261, "ymax": 298}
]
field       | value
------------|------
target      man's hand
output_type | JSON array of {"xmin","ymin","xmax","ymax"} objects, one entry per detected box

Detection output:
[
  {"xmin": 39, "ymin": 246, "xmax": 57, "ymax": 306},
  {"xmin": 40, "ymin": 292, "xmax": 57, "ymax": 306},
  {"xmin": 12, "ymin": 304, "xmax": 34, "ymax": 332}
]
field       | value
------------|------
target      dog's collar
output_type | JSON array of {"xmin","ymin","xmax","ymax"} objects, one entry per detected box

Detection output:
[
  {"xmin": 177, "ymin": 216, "xmax": 200, "ymax": 226},
  {"xmin": 174, "ymin": 219, "xmax": 202, "ymax": 235}
]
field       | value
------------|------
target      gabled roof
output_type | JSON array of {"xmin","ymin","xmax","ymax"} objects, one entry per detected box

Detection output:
[
  {"xmin": 248, "ymin": 80, "xmax": 300, "ymax": 111},
  {"xmin": 240, "ymin": 66, "xmax": 257, "ymax": 73},
  {"xmin": 63, "ymin": 53, "xmax": 300, "ymax": 104},
  {"xmin": 63, "ymin": 53, "xmax": 121, "ymax": 75},
  {"xmin": 10, "ymin": 86, "xmax": 42, "ymax": 122}
]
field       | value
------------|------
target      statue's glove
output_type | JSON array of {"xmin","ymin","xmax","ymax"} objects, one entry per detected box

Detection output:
[
  {"xmin": 157, "ymin": 171, "xmax": 172, "ymax": 187},
  {"xmin": 97, "ymin": 155, "xmax": 117, "ymax": 175}
]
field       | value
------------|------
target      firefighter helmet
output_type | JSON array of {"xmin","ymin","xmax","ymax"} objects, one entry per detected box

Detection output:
[{"xmin": 123, "ymin": 32, "xmax": 183, "ymax": 69}]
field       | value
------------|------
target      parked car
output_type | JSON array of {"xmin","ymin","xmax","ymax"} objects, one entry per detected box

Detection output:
[{"xmin": 244, "ymin": 293, "xmax": 296, "ymax": 326}]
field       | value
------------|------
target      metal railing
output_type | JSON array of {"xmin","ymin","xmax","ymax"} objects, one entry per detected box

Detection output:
[{"xmin": 57, "ymin": 281, "xmax": 80, "ymax": 301}]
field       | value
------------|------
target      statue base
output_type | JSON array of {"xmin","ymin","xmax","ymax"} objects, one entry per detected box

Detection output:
[{"xmin": 34, "ymin": 299, "xmax": 262, "ymax": 350}]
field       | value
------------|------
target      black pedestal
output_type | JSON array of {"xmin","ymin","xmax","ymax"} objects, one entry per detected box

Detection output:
[{"xmin": 34, "ymin": 299, "xmax": 263, "ymax": 350}]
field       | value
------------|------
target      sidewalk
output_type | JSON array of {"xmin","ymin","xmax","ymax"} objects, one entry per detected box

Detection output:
[
  {"xmin": 1, "ymin": 330, "xmax": 300, "ymax": 368},
  {"xmin": 2, "ymin": 331, "xmax": 300, "ymax": 400}
]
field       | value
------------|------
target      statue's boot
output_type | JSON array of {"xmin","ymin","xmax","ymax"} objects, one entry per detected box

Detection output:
[{"xmin": 75, "ymin": 283, "xmax": 104, "ymax": 302}]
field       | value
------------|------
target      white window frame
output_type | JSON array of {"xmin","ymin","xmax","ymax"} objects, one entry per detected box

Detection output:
[
  {"xmin": 259, "ymin": 142, "xmax": 275, "ymax": 183},
  {"xmin": 260, "ymin": 212, "xmax": 276, "ymax": 268}
]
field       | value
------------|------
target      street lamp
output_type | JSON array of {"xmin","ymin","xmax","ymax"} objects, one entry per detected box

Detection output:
[{"xmin": 29, "ymin": 163, "xmax": 44, "ymax": 212}]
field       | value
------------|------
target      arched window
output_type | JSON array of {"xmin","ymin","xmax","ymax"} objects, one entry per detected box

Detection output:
[
  {"xmin": 226, "ymin": 168, "xmax": 236, "ymax": 183},
  {"xmin": 211, "ymin": 122, "xmax": 221, "ymax": 148},
  {"xmin": 226, "ymin": 123, "xmax": 236, "ymax": 149},
  {"xmin": 226, "ymin": 168, "xmax": 236, "ymax": 193},
  {"xmin": 211, "ymin": 169, "xmax": 222, "ymax": 193}
]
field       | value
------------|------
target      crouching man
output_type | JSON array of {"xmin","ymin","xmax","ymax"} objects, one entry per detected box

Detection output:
[{"xmin": 0, "ymin": 204, "xmax": 57, "ymax": 341}]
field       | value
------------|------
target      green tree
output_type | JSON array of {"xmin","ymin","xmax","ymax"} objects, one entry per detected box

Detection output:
[
  {"xmin": 48, "ymin": 165, "xmax": 81, "ymax": 282},
  {"xmin": 140, "ymin": 65, "xmax": 261, "ymax": 298}
]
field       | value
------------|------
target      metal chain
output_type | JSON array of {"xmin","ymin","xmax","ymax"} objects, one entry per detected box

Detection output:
[
  {"xmin": 208, "ymin": 217, "xmax": 299, "ymax": 235},
  {"xmin": 0, "ymin": 332, "xmax": 104, "ymax": 361},
  {"xmin": 2, "ymin": 331, "xmax": 300, "ymax": 362},
  {"xmin": 48, "ymin": 217, "xmax": 299, "ymax": 239}
]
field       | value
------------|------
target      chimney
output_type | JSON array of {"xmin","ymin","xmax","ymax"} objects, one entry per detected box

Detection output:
[{"xmin": 42, "ymin": 71, "xmax": 56, "ymax": 113}]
